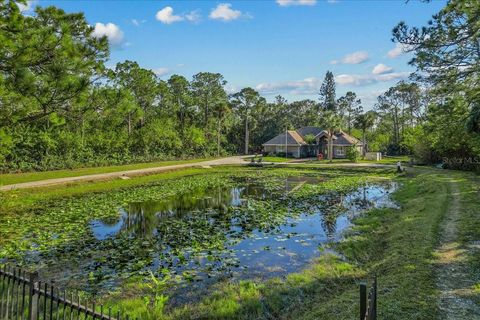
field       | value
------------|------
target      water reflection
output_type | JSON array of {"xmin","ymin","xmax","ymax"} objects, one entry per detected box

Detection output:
[
  {"xmin": 45, "ymin": 176, "xmax": 398, "ymax": 301},
  {"xmin": 90, "ymin": 178, "xmax": 398, "ymax": 280}
]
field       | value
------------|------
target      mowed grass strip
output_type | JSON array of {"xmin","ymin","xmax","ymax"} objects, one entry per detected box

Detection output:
[{"xmin": 0, "ymin": 157, "xmax": 215, "ymax": 186}]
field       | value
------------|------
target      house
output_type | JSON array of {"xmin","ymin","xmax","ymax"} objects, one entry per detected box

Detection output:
[{"xmin": 262, "ymin": 126, "xmax": 363, "ymax": 159}]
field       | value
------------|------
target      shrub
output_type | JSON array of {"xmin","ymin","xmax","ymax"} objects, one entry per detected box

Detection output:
[{"xmin": 346, "ymin": 146, "xmax": 361, "ymax": 162}]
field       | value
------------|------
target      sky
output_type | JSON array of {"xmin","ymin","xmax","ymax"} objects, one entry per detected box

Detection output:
[{"xmin": 22, "ymin": 0, "xmax": 446, "ymax": 110}]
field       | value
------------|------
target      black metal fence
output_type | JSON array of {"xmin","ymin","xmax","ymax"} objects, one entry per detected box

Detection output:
[
  {"xmin": 0, "ymin": 266, "xmax": 132, "ymax": 320},
  {"xmin": 359, "ymin": 276, "xmax": 377, "ymax": 320}
]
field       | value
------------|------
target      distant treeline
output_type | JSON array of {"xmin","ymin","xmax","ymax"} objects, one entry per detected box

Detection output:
[{"xmin": 0, "ymin": 0, "xmax": 479, "ymax": 172}]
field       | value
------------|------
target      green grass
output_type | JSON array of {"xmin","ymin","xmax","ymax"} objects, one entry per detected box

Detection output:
[
  {"xmin": 362, "ymin": 155, "xmax": 411, "ymax": 164},
  {"xmin": 0, "ymin": 157, "xmax": 215, "ymax": 186},
  {"xmin": 306, "ymin": 155, "xmax": 411, "ymax": 165},
  {"xmin": 244, "ymin": 156, "xmax": 294, "ymax": 163},
  {"xmin": 0, "ymin": 167, "xmax": 217, "ymax": 212},
  {"xmin": 455, "ymin": 173, "xmax": 480, "ymax": 306}
]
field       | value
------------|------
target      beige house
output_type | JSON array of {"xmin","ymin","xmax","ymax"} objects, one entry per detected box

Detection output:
[{"xmin": 262, "ymin": 126, "xmax": 363, "ymax": 159}]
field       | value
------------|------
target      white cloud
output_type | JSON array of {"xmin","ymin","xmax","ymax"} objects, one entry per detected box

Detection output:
[
  {"xmin": 255, "ymin": 72, "xmax": 410, "ymax": 95},
  {"xmin": 357, "ymin": 90, "xmax": 384, "ymax": 110},
  {"xmin": 372, "ymin": 63, "xmax": 393, "ymax": 75},
  {"xmin": 387, "ymin": 43, "xmax": 413, "ymax": 58},
  {"xmin": 156, "ymin": 7, "xmax": 184, "ymax": 24},
  {"xmin": 152, "ymin": 67, "xmax": 170, "ymax": 77},
  {"xmin": 331, "ymin": 51, "xmax": 369, "ymax": 65},
  {"xmin": 276, "ymin": 0, "xmax": 317, "ymax": 6},
  {"xmin": 131, "ymin": 19, "xmax": 146, "ymax": 26},
  {"xmin": 256, "ymin": 77, "xmax": 321, "ymax": 95},
  {"xmin": 185, "ymin": 10, "xmax": 201, "ymax": 23},
  {"xmin": 92, "ymin": 23, "xmax": 124, "ymax": 46},
  {"xmin": 209, "ymin": 3, "xmax": 243, "ymax": 21},
  {"xmin": 335, "ymin": 72, "xmax": 410, "ymax": 86},
  {"xmin": 155, "ymin": 7, "xmax": 201, "ymax": 24},
  {"xmin": 387, "ymin": 44, "xmax": 403, "ymax": 58}
]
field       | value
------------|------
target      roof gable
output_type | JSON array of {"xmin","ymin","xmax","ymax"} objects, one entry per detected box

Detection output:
[
  {"xmin": 263, "ymin": 130, "xmax": 306, "ymax": 145},
  {"xmin": 332, "ymin": 131, "xmax": 362, "ymax": 145},
  {"xmin": 262, "ymin": 127, "xmax": 362, "ymax": 146}
]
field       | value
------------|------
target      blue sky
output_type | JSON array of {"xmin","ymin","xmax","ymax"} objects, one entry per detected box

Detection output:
[{"xmin": 27, "ymin": 0, "xmax": 445, "ymax": 109}]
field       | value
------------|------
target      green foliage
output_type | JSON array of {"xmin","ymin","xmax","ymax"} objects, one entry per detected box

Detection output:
[
  {"xmin": 303, "ymin": 134, "xmax": 316, "ymax": 144},
  {"xmin": 337, "ymin": 91, "xmax": 362, "ymax": 134},
  {"xmin": 346, "ymin": 146, "xmax": 360, "ymax": 162},
  {"xmin": 387, "ymin": 0, "xmax": 480, "ymax": 168},
  {"xmin": 319, "ymin": 71, "xmax": 336, "ymax": 112}
]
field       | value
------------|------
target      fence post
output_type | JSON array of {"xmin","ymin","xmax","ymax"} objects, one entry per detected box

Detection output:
[
  {"xmin": 359, "ymin": 282, "xmax": 366, "ymax": 320},
  {"xmin": 28, "ymin": 272, "xmax": 39, "ymax": 320}
]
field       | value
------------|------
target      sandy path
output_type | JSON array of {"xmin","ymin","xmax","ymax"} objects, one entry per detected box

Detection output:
[{"xmin": 435, "ymin": 179, "xmax": 480, "ymax": 319}]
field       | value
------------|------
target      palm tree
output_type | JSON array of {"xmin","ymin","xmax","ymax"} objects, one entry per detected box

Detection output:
[
  {"xmin": 355, "ymin": 111, "xmax": 376, "ymax": 157},
  {"xmin": 230, "ymin": 88, "xmax": 265, "ymax": 155},
  {"xmin": 323, "ymin": 110, "xmax": 342, "ymax": 162}
]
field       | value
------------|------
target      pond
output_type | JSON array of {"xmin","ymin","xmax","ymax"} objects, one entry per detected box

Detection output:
[
  {"xmin": 16, "ymin": 173, "xmax": 397, "ymax": 305},
  {"xmin": 0, "ymin": 168, "xmax": 398, "ymax": 308}
]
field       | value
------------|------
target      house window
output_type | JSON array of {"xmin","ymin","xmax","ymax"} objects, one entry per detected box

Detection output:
[
  {"xmin": 276, "ymin": 145, "xmax": 286, "ymax": 153},
  {"xmin": 335, "ymin": 147, "xmax": 345, "ymax": 156}
]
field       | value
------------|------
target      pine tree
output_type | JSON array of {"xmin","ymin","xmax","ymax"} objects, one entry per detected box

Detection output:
[{"xmin": 319, "ymin": 71, "xmax": 336, "ymax": 112}]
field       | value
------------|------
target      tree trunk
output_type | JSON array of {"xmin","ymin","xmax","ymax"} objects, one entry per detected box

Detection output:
[
  {"xmin": 328, "ymin": 129, "xmax": 333, "ymax": 162},
  {"xmin": 362, "ymin": 129, "xmax": 366, "ymax": 157},
  {"xmin": 127, "ymin": 114, "xmax": 132, "ymax": 136},
  {"xmin": 217, "ymin": 114, "xmax": 221, "ymax": 157},
  {"xmin": 244, "ymin": 116, "xmax": 249, "ymax": 155}
]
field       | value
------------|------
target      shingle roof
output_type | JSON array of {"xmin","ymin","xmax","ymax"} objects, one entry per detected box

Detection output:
[
  {"xmin": 262, "ymin": 128, "xmax": 361, "ymax": 146},
  {"xmin": 263, "ymin": 130, "xmax": 306, "ymax": 145},
  {"xmin": 332, "ymin": 131, "xmax": 362, "ymax": 146},
  {"xmin": 314, "ymin": 130, "xmax": 337, "ymax": 140}
]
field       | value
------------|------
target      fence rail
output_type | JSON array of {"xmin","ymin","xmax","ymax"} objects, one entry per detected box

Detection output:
[
  {"xmin": 0, "ymin": 265, "xmax": 132, "ymax": 320},
  {"xmin": 359, "ymin": 276, "xmax": 377, "ymax": 320}
]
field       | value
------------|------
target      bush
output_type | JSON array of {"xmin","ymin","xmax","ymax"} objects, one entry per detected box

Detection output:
[{"xmin": 346, "ymin": 146, "xmax": 361, "ymax": 162}]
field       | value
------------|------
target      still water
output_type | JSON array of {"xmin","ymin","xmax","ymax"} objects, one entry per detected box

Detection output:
[{"xmin": 83, "ymin": 176, "xmax": 398, "ymax": 300}]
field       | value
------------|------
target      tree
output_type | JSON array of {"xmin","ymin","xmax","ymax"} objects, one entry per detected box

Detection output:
[
  {"xmin": 0, "ymin": 5, "xmax": 108, "ymax": 124},
  {"xmin": 230, "ymin": 88, "xmax": 265, "ymax": 155},
  {"xmin": 166, "ymin": 75, "xmax": 194, "ymax": 137},
  {"xmin": 375, "ymin": 82, "xmax": 421, "ymax": 154},
  {"xmin": 289, "ymin": 99, "xmax": 318, "ymax": 127},
  {"xmin": 213, "ymin": 101, "xmax": 230, "ymax": 157},
  {"xmin": 337, "ymin": 92, "xmax": 362, "ymax": 134},
  {"xmin": 191, "ymin": 72, "xmax": 227, "ymax": 128},
  {"xmin": 355, "ymin": 111, "xmax": 376, "ymax": 157},
  {"xmin": 114, "ymin": 61, "xmax": 159, "ymax": 127},
  {"xmin": 393, "ymin": 0, "xmax": 480, "ymax": 91},
  {"xmin": 321, "ymin": 110, "xmax": 342, "ymax": 162},
  {"xmin": 319, "ymin": 71, "xmax": 336, "ymax": 112},
  {"xmin": 392, "ymin": 0, "xmax": 480, "ymax": 134}
]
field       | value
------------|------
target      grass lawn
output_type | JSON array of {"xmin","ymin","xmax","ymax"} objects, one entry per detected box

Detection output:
[
  {"xmin": 0, "ymin": 157, "xmax": 215, "ymax": 186},
  {"xmin": 362, "ymin": 155, "xmax": 411, "ymax": 164},
  {"xmin": 244, "ymin": 156, "xmax": 294, "ymax": 163},
  {"xmin": 0, "ymin": 167, "xmax": 216, "ymax": 211}
]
